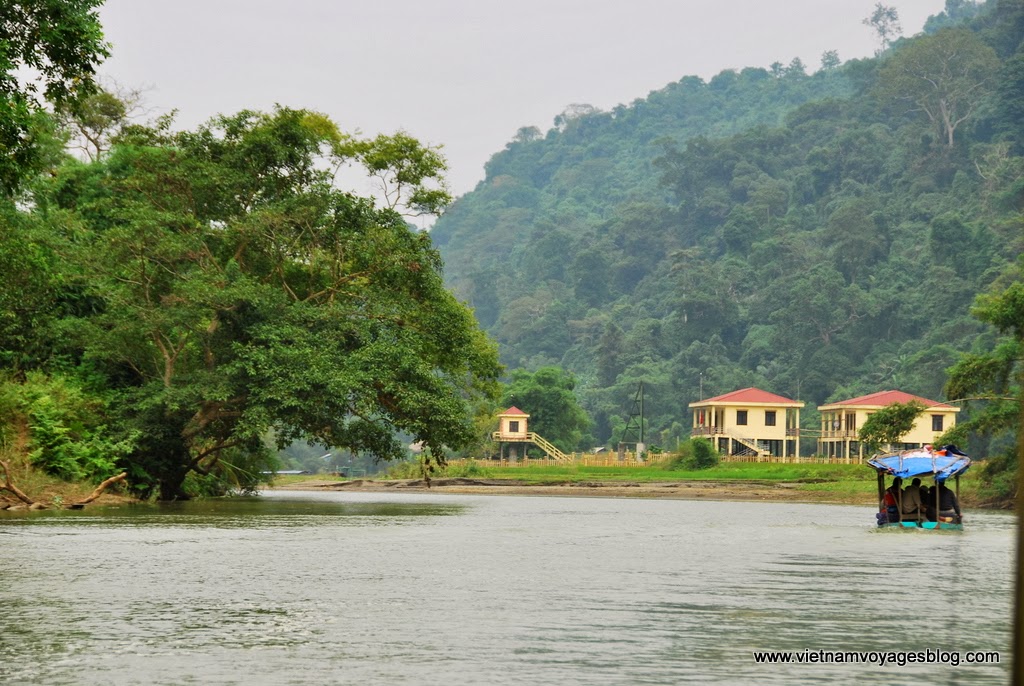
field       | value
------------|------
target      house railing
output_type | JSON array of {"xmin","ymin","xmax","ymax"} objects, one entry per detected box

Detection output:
[
  {"xmin": 491, "ymin": 431, "xmax": 571, "ymax": 462},
  {"xmin": 451, "ymin": 454, "xmax": 859, "ymax": 467},
  {"xmin": 820, "ymin": 430, "xmax": 859, "ymax": 439}
]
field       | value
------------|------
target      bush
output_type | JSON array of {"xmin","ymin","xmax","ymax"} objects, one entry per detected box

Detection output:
[
  {"xmin": 384, "ymin": 458, "xmax": 427, "ymax": 479},
  {"xmin": 661, "ymin": 438, "xmax": 720, "ymax": 471},
  {"xmin": 2, "ymin": 372, "xmax": 135, "ymax": 483},
  {"xmin": 445, "ymin": 459, "xmax": 493, "ymax": 478},
  {"xmin": 976, "ymin": 447, "xmax": 1016, "ymax": 504},
  {"xmin": 691, "ymin": 438, "xmax": 719, "ymax": 469}
]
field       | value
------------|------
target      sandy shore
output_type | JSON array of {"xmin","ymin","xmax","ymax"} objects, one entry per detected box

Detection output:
[{"xmin": 270, "ymin": 477, "xmax": 875, "ymax": 505}]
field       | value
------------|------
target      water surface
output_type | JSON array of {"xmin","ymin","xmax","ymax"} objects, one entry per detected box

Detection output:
[{"xmin": 0, "ymin": 492, "xmax": 1013, "ymax": 684}]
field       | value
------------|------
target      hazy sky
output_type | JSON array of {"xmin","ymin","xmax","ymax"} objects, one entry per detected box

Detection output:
[{"xmin": 97, "ymin": 0, "xmax": 945, "ymax": 199}]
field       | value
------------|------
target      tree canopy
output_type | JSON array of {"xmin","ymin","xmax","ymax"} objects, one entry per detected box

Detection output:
[
  {"xmin": 501, "ymin": 366, "xmax": 590, "ymax": 452},
  {"xmin": 6, "ymin": 106, "xmax": 501, "ymax": 499},
  {"xmin": 858, "ymin": 401, "xmax": 927, "ymax": 452},
  {"xmin": 875, "ymin": 27, "xmax": 999, "ymax": 146},
  {"xmin": 0, "ymin": 0, "xmax": 109, "ymax": 193}
]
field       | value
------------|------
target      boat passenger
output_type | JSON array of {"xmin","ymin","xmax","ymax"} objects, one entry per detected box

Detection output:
[
  {"xmin": 901, "ymin": 477, "xmax": 925, "ymax": 519},
  {"xmin": 927, "ymin": 482, "xmax": 962, "ymax": 522},
  {"xmin": 883, "ymin": 477, "xmax": 903, "ymax": 522}
]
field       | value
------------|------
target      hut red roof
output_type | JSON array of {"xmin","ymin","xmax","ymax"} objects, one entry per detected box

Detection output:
[
  {"xmin": 500, "ymin": 406, "xmax": 529, "ymax": 416},
  {"xmin": 819, "ymin": 390, "xmax": 955, "ymax": 410},
  {"xmin": 692, "ymin": 387, "xmax": 800, "ymax": 405}
]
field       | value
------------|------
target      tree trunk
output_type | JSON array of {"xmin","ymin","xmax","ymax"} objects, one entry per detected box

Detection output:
[
  {"xmin": 155, "ymin": 443, "xmax": 195, "ymax": 501},
  {"xmin": 1013, "ymin": 387, "xmax": 1024, "ymax": 683},
  {"xmin": 158, "ymin": 472, "xmax": 192, "ymax": 501}
]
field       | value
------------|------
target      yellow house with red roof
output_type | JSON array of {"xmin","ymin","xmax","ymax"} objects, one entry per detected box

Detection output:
[
  {"xmin": 817, "ymin": 390, "xmax": 960, "ymax": 460},
  {"xmin": 689, "ymin": 388, "xmax": 804, "ymax": 458}
]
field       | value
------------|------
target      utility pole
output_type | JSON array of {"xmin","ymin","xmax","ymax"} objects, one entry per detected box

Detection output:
[{"xmin": 621, "ymin": 382, "xmax": 646, "ymax": 457}]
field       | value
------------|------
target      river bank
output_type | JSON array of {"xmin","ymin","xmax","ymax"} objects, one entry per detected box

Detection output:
[
  {"xmin": 3, "ymin": 466, "xmax": 1001, "ymax": 510},
  {"xmin": 269, "ymin": 476, "xmax": 878, "ymax": 505}
]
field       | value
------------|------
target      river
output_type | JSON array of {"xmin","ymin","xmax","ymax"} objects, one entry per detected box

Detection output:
[{"xmin": 0, "ymin": 491, "xmax": 1014, "ymax": 685}]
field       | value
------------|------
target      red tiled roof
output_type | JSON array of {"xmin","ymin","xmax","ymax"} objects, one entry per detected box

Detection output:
[
  {"xmin": 819, "ymin": 390, "xmax": 956, "ymax": 410},
  {"xmin": 500, "ymin": 406, "xmax": 529, "ymax": 416},
  {"xmin": 692, "ymin": 387, "xmax": 800, "ymax": 406}
]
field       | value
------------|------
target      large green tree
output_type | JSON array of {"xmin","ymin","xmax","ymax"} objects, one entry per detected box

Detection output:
[
  {"xmin": 858, "ymin": 401, "xmax": 927, "ymax": 453},
  {"xmin": 34, "ymin": 107, "xmax": 501, "ymax": 499},
  {"xmin": 939, "ymin": 257, "xmax": 1024, "ymax": 679},
  {"xmin": 943, "ymin": 262, "xmax": 1024, "ymax": 497},
  {"xmin": 501, "ymin": 366, "xmax": 591, "ymax": 452},
  {"xmin": 875, "ymin": 27, "xmax": 999, "ymax": 146},
  {"xmin": 0, "ymin": 0, "xmax": 109, "ymax": 193}
]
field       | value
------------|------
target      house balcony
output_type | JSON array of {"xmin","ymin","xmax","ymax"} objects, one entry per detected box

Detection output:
[{"xmin": 820, "ymin": 430, "xmax": 859, "ymax": 440}]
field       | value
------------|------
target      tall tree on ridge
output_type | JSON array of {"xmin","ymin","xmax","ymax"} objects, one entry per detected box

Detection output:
[{"xmin": 875, "ymin": 28, "xmax": 999, "ymax": 147}]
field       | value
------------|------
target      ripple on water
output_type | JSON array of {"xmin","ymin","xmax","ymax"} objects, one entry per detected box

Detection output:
[{"xmin": 0, "ymin": 493, "xmax": 1013, "ymax": 685}]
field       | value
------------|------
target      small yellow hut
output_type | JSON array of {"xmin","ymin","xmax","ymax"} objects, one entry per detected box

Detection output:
[{"xmin": 495, "ymin": 406, "xmax": 529, "ymax": 440}]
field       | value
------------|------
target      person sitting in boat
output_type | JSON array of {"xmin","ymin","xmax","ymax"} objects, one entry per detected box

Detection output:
[
  {"xmin": 926, "ymin": 482, "xmax": 962, "ymax": 523},
  {"xmin": 901, "ymin": 477, "xmax": 925, "ymax": 520},
  {"xmin": 882, "ymin": 477, "xmax": 903, "ymax": 522}
]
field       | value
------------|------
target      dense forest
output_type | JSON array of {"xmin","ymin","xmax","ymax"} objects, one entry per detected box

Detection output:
[{"xmin": 431, "ymin": 0, "xmax": 1024, "ymax": 470}]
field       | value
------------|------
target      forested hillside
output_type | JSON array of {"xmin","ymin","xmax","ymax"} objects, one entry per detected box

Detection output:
[{"xmin": 431, "ymin": 0, "xmax": 1024, "ymax": 453}]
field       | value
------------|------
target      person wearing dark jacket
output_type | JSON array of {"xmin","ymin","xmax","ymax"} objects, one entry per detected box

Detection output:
[{"xmin": 926, "ymin": 481, "xmax": 962, "ymax": 522}]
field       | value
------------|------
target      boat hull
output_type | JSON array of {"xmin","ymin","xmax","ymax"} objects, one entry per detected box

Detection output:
[{"xmin": 876, "ymin": 521, "xmax": 963, "ymax": 531}]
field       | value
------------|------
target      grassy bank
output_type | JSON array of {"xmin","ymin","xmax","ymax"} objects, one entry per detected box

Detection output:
[
  {"xmin": 0, "ymin": 444, "xmax": 132, "ymax": 509},
  {"xmin": 273, "ymin": 459, "xmax": 988, "ymax": 508}
]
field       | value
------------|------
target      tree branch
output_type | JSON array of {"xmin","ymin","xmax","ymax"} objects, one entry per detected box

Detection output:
[
  {"xmin": 74, "ymin": 472, "xmax": 127, "ymax": 505},
  {"xmin": 0, "ymin": 460, "xmax": 35, "ymax": 505}
]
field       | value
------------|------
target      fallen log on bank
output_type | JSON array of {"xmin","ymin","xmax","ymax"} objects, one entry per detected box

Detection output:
[
  {"xmin": 0, "ymin": 459, "xmax": 35, "ymax": 506},
  {"xmin": 0, "ymin": 461, "xmax": 128, "ymax": 510},
  {"xmin": 72, "ymin": 472, "xmax": 128, "ymax": 507}
]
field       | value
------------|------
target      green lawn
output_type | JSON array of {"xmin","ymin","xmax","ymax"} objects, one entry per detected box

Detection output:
[
  {"xmin": 268, "ymin": 459, "xmax": 986, "ymax": 506},
  {"xmin": 442, "ymin": 459, "xmax": 872, "ymax": 483}
]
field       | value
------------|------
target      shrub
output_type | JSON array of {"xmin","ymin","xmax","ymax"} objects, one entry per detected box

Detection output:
[
  {"xmin": 445, "ymin": 459, "xmax": 493, "ymax": 478},
  {"xmin": 384, "ymin": 458, "xmax": 427, "ymax": 479},
  {"xmin": 3, "ymin": 372, "xmax": 135, "ymax": 483},
  {"xmin": 691, "ymin": 438, "xmax": 719, "ymax": 469},
  {"xmin": 661, "ymin": 437, "xmax": 720, "ymax": 471}
]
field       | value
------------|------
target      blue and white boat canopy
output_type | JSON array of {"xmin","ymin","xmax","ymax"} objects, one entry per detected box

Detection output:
[{"xmin": 867, "ymin": 445, "xmax": 971, "ymax": 483}]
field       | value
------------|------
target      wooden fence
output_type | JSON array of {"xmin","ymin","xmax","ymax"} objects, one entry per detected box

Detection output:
[
  {"xmin": 717, "ymin": 454, "xmax": 864, "ymax": 464},
  {"xmin": 449, "ymin": 453, "xmax": 860, "ymax": 468}
]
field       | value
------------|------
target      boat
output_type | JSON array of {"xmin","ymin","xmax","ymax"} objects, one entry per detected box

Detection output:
[{"xmin": 867, "ymin": 445, "xmax": 970, "ymax": 530}]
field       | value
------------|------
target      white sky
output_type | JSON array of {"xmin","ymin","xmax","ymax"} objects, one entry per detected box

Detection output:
[{"xmin": 97, "ymin": 0, "xmax": 945, "ymax": 199}]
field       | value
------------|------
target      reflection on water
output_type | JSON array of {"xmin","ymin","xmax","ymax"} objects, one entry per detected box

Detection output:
[
  {"xmin": 0, "ymin": 492, "xmax": 1013, "ymax": 685},
  {"xmin": 0, "ymin": 496, "xmax": 464, "ymax": 528}
]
